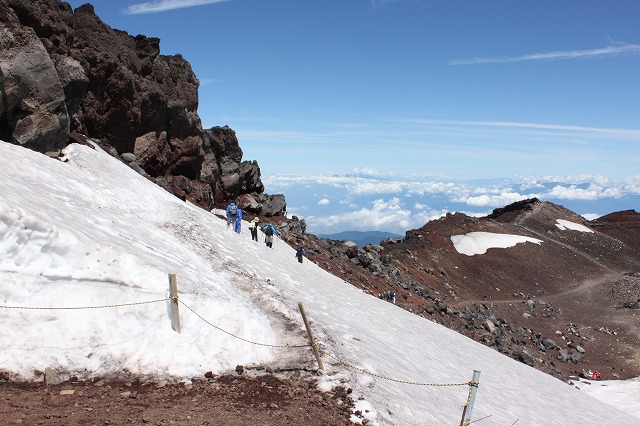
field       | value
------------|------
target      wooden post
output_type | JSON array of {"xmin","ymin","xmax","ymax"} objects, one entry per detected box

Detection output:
[
  {"xmin": 168, "ymin": 273, "xmax": 181, "ymax": 333},
  {"xmin": 460, "ymin": 370, "xmax": 481, "ymax": 426},
  {"xmin": 298, "ymin": 302, "xmax": 324, "ymax": 372}
]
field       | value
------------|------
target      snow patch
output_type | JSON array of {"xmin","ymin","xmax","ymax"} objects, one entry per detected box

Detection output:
[
  {"xmin": 451, "ymin": 232, "xmax": 543, "ymax": 256},
  {"xmin": 556, "ymin": 219, "xmax": 594, "ymax": 233}
]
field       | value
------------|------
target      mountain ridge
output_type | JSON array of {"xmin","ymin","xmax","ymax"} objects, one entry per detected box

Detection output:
[{"xmin": 283, "ymin": 199, "xmax": 640, "ymax": 381}]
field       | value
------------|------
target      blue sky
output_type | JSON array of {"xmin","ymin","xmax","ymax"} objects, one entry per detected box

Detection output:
[{"xmin": 65, "ymin": 0, "xmax": 639, "ymax": 234}]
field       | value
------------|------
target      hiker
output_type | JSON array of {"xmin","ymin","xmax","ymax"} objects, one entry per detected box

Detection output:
[
  {"xmin": 249, "ymin": 217, "xmax": 259, "ymax": 241},
  {"xmin": 234, "ymin": 207, "xmax": 242, "ymax": 234},
  {"xmin": 387, "ymin": 290, "xmax": 396, "ymax": 304},
  {"xmin": 295, "ymin": 247, "xmax": 307, "ymax": 263},
  {"xmin": 225, "ymin": 201, "xmax": 238, "ymax": 228},
  {"xmin": 261, "ymin": 223, "xmax": 278, "ymax": 248}
]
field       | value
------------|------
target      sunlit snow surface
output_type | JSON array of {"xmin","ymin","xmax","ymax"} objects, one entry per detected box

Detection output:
[
  {"xmin": 451, "ymin": 232, "xmax": 543, "ymax": 256},
  {"xmin": 556, "ymin": 218, "xmax": 594, "ymax": 233},
  {"xmin": 0, "ymin": 141, "xmax": 637, "ymax": 425}
]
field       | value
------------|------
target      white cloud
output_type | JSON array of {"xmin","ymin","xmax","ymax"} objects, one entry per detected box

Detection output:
[
  {"xmin": 459, "ymin": 192, "xmax": 532, "ymax": 207},
  {"xmin": 582, "ymin": 213, "xmax": 602, "ymax": 221},
  {"xmin": 349, "ymin": 181, "xmax": 405, "ymax": 195},
  {"xmin": 404, "ymin": 118, "xmax": 640, "ymax": 140},
  {"xmin": 351, "ymin": 167, "xmax": 392, "ymax": 176},
  {"xmin": 306, "ymin": 198, "xmax": 412, "ymax": 234},
  {"xmin": 411, "ymin": 208, "xmax": 450, "ymax": 225},
  {"xmin": 125, "ymin": 0, "xmax": 228, "ymax": 15},
  {"xmin": 266, "ymin": 173, "xmax": 639, "ymax": 234},
  {"xmin": 318, "ymin": 198, "xmax": 330, "ymax": 205},
  {"xmin": 547, "ymin": 184, "xmax": 623, "ymax": 200},
  {"xmin": 450, "ymin": 44, "xmax": 640, "ymax": 65}
]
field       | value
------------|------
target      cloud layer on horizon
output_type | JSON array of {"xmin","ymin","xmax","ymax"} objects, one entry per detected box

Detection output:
[{"xmin": 264, "ymin": 173, "xmax": 640, "ymax": 234}]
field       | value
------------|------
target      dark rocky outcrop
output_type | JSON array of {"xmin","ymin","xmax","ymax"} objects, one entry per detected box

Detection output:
[
  {"xmin": 487, "ymin": 197, "xmax": 539, "ymax": 220},
  {"xmin": 0, "ymin": 3, "xmax": 70, "ymax": 152},
  {"xmin": 0, "ymin": 0, "xmax": 285, "ymax": 216}
]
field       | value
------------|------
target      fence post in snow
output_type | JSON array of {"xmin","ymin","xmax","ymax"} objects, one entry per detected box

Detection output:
[
  {"xmin": 298, "ymin": 302, "xmax": 324, "ymax": 372},
  {"xmin": 459, "ymin": 370, "xmax": 481, "ymax": 426},
  {"xmin": 168, "ymin": 273, "xmax": 181, "ymax": 333}
]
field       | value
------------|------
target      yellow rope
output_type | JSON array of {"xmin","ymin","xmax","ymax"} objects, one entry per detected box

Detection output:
[
  {"xmin": 3, "ymin": 296, "xmax": 476, "ymax": 390},
  {"xmin": 178, "ymin": 299, "xmax": 309, "ymax": 349},
  {"xmin": 319, "ymin": 349, "xmax": 471, "ymax": 387},
  {"xmin": 0, "ymin": 298, "xmax": 170, "ymax": 310}
]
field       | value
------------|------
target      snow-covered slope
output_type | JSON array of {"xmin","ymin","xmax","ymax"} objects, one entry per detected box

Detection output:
[{"xmin": 0, "ymin": 141, "xmax": 636, "ymax": 425}]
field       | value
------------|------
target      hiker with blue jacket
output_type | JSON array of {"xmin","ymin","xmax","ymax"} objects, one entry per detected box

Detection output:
[
  {"xmin": 234, "ymin": 207, "xmax": 242, "ymax": 234},
  {"xmin": 226, "ymin": 202, "xmax": 238, "ymax": 228},
  {"xmin": 295, "ymin": 247, "xmax": 307, "ymax": 263},
  {"xmin": 261, "ymin": 223, "xmax": 278, "ymax": 248}
]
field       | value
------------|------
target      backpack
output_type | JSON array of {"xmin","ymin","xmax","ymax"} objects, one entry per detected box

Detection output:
[
  {"xmin": 264, "ymin": 226, "xmax": 274, "ymax": 236},
  {"xmin": 229, "ymin": 205, "xmax": 237, "ymax": 215}
]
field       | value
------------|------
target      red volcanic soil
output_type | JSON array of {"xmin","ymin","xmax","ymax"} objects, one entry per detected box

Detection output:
[
  {"xmin": 291, "ymin": 201, "xmax": 640, "ymax": 382},
  {"xmin": 0, "ymin": 372, "xmax": 354, "ymax": 426}
]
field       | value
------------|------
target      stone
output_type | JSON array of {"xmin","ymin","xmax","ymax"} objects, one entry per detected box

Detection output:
[
  {"xmin": 517, "ymin": 349, "xmax": 535, "ymax": 367},
  {"xmin": 121, "ymin": 152, "xmax": 136, "ymax": 163},
  {"xmin": 570, "ymin": 350, "xmax": 584, "ymax": 364},
  {"xmin": 44, "ymin": 367, "xmax": 64, "ymax": 385},
  {"xmin": 542, "ymin": 338, "xmax": 557, "ymax": 349},
  {"xmin": 483, "ymin": 319, "xmax": 496, "ymax": 334}
]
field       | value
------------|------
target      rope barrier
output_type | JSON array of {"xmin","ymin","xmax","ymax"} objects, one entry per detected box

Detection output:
[
  {"xmin": 179, "ymin": 300, "xmax": 473, "ymax": 388},
  {"xmin": 319, "ymin": 348, "xmax": 472, "ymax": 387},
  {"xmin": 178, "ymin": 299, "xmax": 309, "ymax": 349},
  {"xmin": 0, "ymin": 298, "xmax": 170, "ymax": 310},
  {"xmin": 2, "ymin": 295, "xmax": 475, "ymax": 390}
]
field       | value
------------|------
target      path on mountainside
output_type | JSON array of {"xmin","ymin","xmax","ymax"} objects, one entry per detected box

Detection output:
[
  {"xmin": 453, "ymin": 271, "xmax": 622, "ymax": 308},
  {"xmin": 536, "ymin": 272, "xmax": 623, "ymax": 304}
]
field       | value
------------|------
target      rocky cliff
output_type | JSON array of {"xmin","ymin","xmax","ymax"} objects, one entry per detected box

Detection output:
[{"xmin": 0, "ymin": 0, "xmax": 285, "ymax": 216}]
